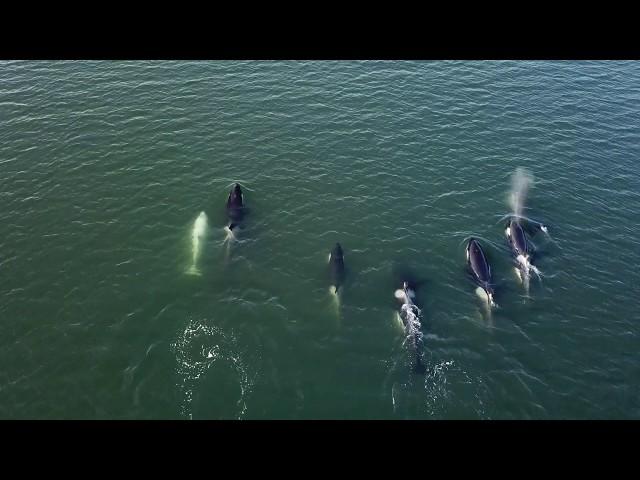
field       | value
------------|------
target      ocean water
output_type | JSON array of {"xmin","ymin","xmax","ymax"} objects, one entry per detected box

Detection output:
[{"xmin": 1, "ymin": 60, "xmax": 639, "ymax": 419}]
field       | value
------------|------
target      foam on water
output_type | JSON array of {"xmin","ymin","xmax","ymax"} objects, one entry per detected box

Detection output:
[{"xmin": 171, "ymin": 318, "xmax": 254, "ymax": 419}]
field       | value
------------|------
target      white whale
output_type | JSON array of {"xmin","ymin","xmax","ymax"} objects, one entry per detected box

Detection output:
[{"xmin": 187, "ymin": 211, "xmax": 208, "ymax": 275}]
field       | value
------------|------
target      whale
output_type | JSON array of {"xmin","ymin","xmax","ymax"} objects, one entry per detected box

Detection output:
[
  {"xmin": 226, "ymin": 183, "xmax": 245, "ymax": 227},
  {"xmin": 505, "ymin": 218, "xmax": 544, "ymax": 281},
  {"xmin": 328, "ymin": 243, "xmax": 345, "ymax": 294},
  {"xmin": 187, "ymin": 211, "xmax": 208, "ymax": 275},
  {"xmin": 466, "ymin": 238, "xmax": 496, "ymax": 307},
  {"xmin": 394, "ymin": 281, "xmax": 426, "ymax": 374}
]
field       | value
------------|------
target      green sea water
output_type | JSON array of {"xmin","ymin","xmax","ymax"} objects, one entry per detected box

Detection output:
[{"xmin": 1, "ymin": 61, "xmax": 639, "ymax": 419}]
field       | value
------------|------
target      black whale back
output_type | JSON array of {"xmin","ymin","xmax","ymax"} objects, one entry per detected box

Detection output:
[
  {"xmin": 330, "ymin": 243, "xmax": 345, "ymax": 288},
  {"xmin": 510, "ymin": 219, "xmax": 528, "ymax": 256},
  {"xmin": 227, "ymin": 183, "xmax": 244, "ymax": 209},
  {"xmin": 468, "ymin": 239, "xmax": 491, "ymax": 284},
  {"xmin": 226, "ymin": 183, "xmax": 245, "ymax": 223}
]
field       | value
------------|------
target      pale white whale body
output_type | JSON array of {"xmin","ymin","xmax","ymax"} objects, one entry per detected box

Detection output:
[{"xmin": 187, "ymin": 211, "xmax": 208, "ymax": 275}]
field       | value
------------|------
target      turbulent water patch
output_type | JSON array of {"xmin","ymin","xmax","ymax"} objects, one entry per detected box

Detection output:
[{"xmin": 171, "ymin": 318, "xmax": 256, "ymax": 419}]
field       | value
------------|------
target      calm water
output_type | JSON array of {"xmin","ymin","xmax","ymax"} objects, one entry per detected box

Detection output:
[{"xmin": 1, "ymin": 61, "xmax": 639, "ymax": 419}]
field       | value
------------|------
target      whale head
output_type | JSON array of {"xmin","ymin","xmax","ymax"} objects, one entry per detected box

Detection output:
[{"xmin": 227, "ymin": 184, "xmax": 244, "ymax": 209}]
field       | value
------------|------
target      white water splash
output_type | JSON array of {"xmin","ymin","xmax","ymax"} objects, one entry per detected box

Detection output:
[
  {"xmin": 516, "ymin": 254, "xmax": 543, "ymax": 287},
  {"xmin": 400, "ymin": 303, "xmax": 422, "ymax": 337},
  {"xmin": 171, "ymin": 318, "xmax": 254, "ymax": 420},
  {"xmin": 223, "ymin": 225, "xmax": 237, "ymax": 243}
]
